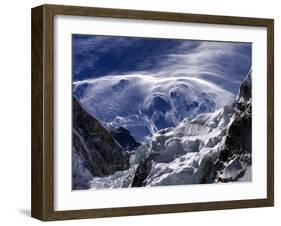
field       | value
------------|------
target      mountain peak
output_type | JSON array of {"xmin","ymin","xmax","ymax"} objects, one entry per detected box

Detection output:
[{"xmin": 236, "ymin": 69, "xmax": 252, "ymax": 103}]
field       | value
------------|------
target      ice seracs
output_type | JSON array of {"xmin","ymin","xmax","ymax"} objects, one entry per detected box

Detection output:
[{"xmin": 130, "ymin": 101, "xmax": 235, "ymax": 186}]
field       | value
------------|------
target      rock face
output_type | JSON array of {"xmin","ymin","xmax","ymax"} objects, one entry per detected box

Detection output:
[
  {"xmin": 131, "ymin": 155, "xmax": 154, "ymax": 187},
  {"xmin": 215, "ymin": 70, "xmax": 252, "ymax": 182},
  {"xmin": 232, "ymin": 69, "xmax": 252, "ymax": 150},
  {"xmin": 72, "ymin": 97, "xmax": 130, "ymax": 189},
  {"xmin": 109, "ymin": 127, "xmax": 141, "ymax": 151}
]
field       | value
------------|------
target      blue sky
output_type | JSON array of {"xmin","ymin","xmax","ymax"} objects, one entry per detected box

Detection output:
[{"xmin": 72, "ymin": 34, "xmax": 251, "ymax": 94}]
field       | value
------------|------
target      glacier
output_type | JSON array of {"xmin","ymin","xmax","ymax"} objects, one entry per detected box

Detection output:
[{"xmin": 82, "ymin": 70, "xmax": 252, "ymax": 189}]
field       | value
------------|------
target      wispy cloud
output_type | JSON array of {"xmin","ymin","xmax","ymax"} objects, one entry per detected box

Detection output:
[
  {"xmin": 72, "ymin": 35, "xmax": 251, "ymax": 94},
  {"xmin": 150, "ymin": 41, "xmax": 252, "ymax": 93}
]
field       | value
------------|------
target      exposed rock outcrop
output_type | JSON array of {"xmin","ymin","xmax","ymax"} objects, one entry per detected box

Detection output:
[
  {"xmin": 215, "ymin": 70, "xmax": 252, "ymax": 182},
  {"xmin": 109, "ymin": 127, "xmax": 141, "ymax": 151}
]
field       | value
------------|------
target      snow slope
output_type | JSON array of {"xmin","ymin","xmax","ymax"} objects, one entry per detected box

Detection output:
[{"xmin": 73, "ymin": 74, "xmax": 235, "ymax": 142}]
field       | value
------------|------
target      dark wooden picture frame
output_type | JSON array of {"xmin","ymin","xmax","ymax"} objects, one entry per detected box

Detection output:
[{"xmin": 31, "ymin": 4, "xmax": 274, "ymax": 221}]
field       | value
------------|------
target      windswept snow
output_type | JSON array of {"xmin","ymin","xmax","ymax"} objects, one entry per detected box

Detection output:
[{"xmin": 73, "ymin": 74, "xmax": 235, "ymax": 142}]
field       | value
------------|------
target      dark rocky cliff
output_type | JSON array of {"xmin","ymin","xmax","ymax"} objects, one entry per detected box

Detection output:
[
  {"xmin": 215, "ymin": 70, "xmax": 252, "ymax": 182},
  {"xmin": 110, "ymin": 127, "xmax": 141, "ymax": 151},
  {"xmin": 219, "ymin": 71, "xmax": 252, "ymax": 157},
  {"xmin": 72, "ymin": 97, "xmax": 130, "ymax": 185}
]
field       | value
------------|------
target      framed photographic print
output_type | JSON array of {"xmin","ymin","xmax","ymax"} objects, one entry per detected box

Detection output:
[{"xmin": 31, "ymin": 4, "xmax": 274, "ymax": 221}]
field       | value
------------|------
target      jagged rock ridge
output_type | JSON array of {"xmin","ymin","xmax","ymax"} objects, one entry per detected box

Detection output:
[{"xmin": 215, "ymin": 70, "xmax": 252, "ymax": 182}]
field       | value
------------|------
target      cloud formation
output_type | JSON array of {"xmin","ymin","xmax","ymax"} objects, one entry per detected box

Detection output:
[{"xmin": 72, "ymin": 34, "xmax": 251, "ymax": 94}]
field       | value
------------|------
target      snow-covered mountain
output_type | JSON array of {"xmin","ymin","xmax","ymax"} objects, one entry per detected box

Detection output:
[
  {"xmin": 87, "ymin": 70, "xmax": 252, "ymax": 189},
  {"xmin": 73, "ymin": 74, "xmax": 235, "ymax": 142}
]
